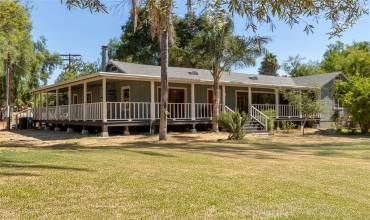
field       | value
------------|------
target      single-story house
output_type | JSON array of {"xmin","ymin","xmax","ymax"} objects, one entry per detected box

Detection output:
[{"xmin": 31, "ymin": 60, "xmax": 345, "ymax": 136}]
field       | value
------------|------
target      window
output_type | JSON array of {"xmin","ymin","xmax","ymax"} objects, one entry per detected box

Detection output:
[
  {"xmin": 87, "ymin": 91, "xmax": 93, "ymax": 103},
  {"xmin": 157, "ymin": 87, "xmax": 186, "ymax": 103},
  {"xmin": 334, "ymin": 99, "xmax": 343, "ymax": 109},
  {"xmin": 252, "ymin": 93, "xmax": 275, "ymax": 104},
  {"xmin": 73, "ymin": 94, "xmax": 78, "ymax": 104},
  {"xmin": 121, "ymin": 86, "xmax": 130, "ymax": 102}
]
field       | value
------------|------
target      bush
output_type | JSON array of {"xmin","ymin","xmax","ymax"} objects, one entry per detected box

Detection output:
[
  {"xmin": 262, "ymin": 109, "xmax": 275, "ymax": 132},
  {"xmin": 218, "ymin": 111, "xmax": 249, "ymax": 140},
  {"xmin": 281, "ymin": 120, "xmax": 295, "ymax": 133}
]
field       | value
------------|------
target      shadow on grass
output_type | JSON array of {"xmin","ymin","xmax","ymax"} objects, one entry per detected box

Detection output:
[
  {"xmin": 0, "ymin": 172, "xmax": 41, "ymax": 177},
  {"xmin": 1, "ymin": 130, "xmax": 369, "ymax": 161},
  {"xmin": 0, "ymin": 159, "xmax": 94, "ymax": 177}
]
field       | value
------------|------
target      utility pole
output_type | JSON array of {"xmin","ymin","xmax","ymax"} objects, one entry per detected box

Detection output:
[
  {"xmin": 59, "ymin": 54, "xmax": 81, "ymax": 71},
  {"xmin": 5, "ymin": 53, "xmax": 12, "ymax": 130}
]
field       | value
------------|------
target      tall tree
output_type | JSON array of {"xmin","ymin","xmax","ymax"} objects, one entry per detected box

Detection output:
[
  {"xmin": 109, "ymin": 10, "xmax": 208, "ymax": 68},
  {"xmin": 336, "ymin": 76, "xmax": 370, "ymax": 133},
  {"xmin": 56, "ymin": 59, "xmax": 99, "ymax": 83},
  {"xmin": 62, "ymin": 0, "xmax": 368, "ymax": 138},
  {"xmin": 321, "ymin": 41, "xmax": 370, "ymax": 77},
  {"xmin": 283, "ymin": 55, "xmax": 323, "ymax": 77},
  {"xmin": 0, "ymin": 1, "xmax": 60, "ymax": 108},
  {"xmin": 258, "ymin": 53, "xmax": 279, "ymax": 76},
  {"xmin": 191, "ymin": 2, "xmax": 267, "ymax": 131}
]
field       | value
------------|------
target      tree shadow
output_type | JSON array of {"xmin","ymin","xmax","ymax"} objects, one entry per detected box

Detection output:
[
  {"xmin": 1, "ymin": 130, "xmax": 369, "ymax": 161},
  {"xmin": 0, "ymin": 159, "xmax": 94, "ymax": 175},
  {"xmin": 0, "ymin": 172, "xmax": 41, "ymax": 177}
]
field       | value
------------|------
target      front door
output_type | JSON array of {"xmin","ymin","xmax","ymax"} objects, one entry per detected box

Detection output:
[
  {"xmin": 168, "ymin": 89, "xmax": 185, "ymax": 103},
  {"xmin": 236, "ymin": 91, "xmax": 249, "ymax": 113}
]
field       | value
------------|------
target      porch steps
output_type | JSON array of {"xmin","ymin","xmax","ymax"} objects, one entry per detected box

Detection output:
[{"xmin": 244, "ymin": 120, "xmax": 268, "ymax": 134}]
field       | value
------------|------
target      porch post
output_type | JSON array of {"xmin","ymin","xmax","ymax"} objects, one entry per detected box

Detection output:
[
  {"xmin": 55, "ymin": 89, "xmax": 59, "ymax": 120},
  {"xmin": 82, "ymin": 82, "xmax": 88, "ymax": 134},
  {"xmin": 83, "ymin": 82, "xmax": 87, "ymax": 122},
  {"xmin": 45, "ymin": 92, "xmax": 48, "ymax": 121},
  {"xmin": 150, "ymin": 81, "xmax": 155, "ymax": 120},
  {"xmin": 248, "ymin": 87, "xmax": 252, "ymax": 111},
  {"xmin": 275, "ymin": 89, "xmax": 279, "ymax": 118},
  {"xmin": 222, "ymin": 85, "xmax": 226, "ymax": 111},
  {"xmin": 191, "ymin": 83, "xmax": 195, "ymax": 120},
  {"xmin": 68, "ymin": 86, "xmax": 71, "ymax": 121},
  {"xmin": 101, "ymin": 77, "xmax": 108, "ymax": 137}
]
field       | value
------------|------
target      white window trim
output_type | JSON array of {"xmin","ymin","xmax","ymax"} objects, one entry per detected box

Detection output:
[
  {"xmin": 157, "ymin": 86, "xmax": 187, "ymax": 103},
  {"xmin": 120, "ymin": 86, "xmax": 131, "ymax": 102}
]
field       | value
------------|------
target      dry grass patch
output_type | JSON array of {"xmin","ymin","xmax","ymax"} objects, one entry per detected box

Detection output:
[{"xmin": 0, "ymin": 129, "xmax": 369, "ymax": 219}]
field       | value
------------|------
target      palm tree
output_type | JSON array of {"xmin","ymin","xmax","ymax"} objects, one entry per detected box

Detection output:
[
  {"xmin": 63, "ymin": 0, "xmax": 177, "ymax": 140},
  {"xmin": 258, "ymin": 53, "xmax": 280, "ymax": 76},
  {"xmin": 62, "ymin": 0, "xmax": 367, "ymax": 136},
  {"xmin": 191, "ymin": 3, "xmax": 267, "ymax": 131}
]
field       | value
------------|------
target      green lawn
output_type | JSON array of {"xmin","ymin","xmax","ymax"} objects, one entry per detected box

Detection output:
[{"xmin": 0, "ymin": 131, "xmax": 370, "ymax": 219}]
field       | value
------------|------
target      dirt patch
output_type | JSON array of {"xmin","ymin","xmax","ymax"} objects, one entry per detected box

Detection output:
[{"xmin": 0, "ymin": 129, "xmax": 368, "ymax": 149}]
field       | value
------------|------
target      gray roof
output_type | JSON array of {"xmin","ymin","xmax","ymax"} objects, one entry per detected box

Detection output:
[
  {"xmin": 108, "ymin": 61, "xmax": 300, "ymax": 88},
  {"xmin": 292, "ymin": 72, "xmax": 344, "ymax": 87},
  {"xmin": 108, "ymin": 61, "xmax": 343, "ymax": 88}
]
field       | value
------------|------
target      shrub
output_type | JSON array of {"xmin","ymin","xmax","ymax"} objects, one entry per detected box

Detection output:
[
  {"xmin": 281, "ymin": 120, "xmax": 296, "ymax": 133},
  {"xmin": 218, "ymin": 111, "xmax": 249, "ymax": 140},
  {"xmin": 262, "ymin": 109, "xmax": 275, "ymax": 132}
]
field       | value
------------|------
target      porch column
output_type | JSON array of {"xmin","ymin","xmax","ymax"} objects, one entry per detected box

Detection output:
[
  {"xmin": 45, "ymin": 92, "xmax": 48, "ymax": 121},
  {"xmin": 55, "ymin": 89, "xmax": 59, "ymax": 120},
  {"xmin": 83, "ymin": 82, "xmax": 87, "ymax": 122},
  {"xmin": 222, "ymin": 85, "xmax": 226, "ymax": 111},
  {"xmin": 101, "ymin": 78, "xmax": 108, "ymax": 137},
  {"xmin": 275, "ymin": 89, "xmax": 279, "ymax": 118},
  {"xmin": 191, "ymin": 83, "xmax": 195, "ymax": 120},
  {"xmin": 150, "ymin": 81, "xmax": 155, "ymax": 120},
  {"xmin": 248, "ymin": 87, "xmax": 252, "ymax": 110},
  {"xmin": 68, "ymin": 86, "xmax": 71, "ymax": 121}
]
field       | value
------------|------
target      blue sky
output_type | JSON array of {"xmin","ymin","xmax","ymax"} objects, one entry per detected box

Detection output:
[{"xmin": 29, "ymin": 1, "xmax": 370, "ymax": 84}]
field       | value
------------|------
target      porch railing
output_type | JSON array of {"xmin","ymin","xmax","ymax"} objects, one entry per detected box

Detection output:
[
  {"xmin": 252, "ymin": 104, "xmax": 301, "ymax": 118},
  {"xmin": 250, "ymin": 105, "xmax": 268, "ymax": 131},
  {"xmin": 195, "ymin": 103, "xmax": 213, "ymax": 119},
  {"xmin": 87, "ymin": 102, "xmax": 102, "ymax": 120},
  {"xmin": 107, "ymin": 102, "xmax": 150, "ymax": 120},
  {"xmin": 70, "ymin": 104, "xmax": 84, "ymax": 121},
  {"xmin": 33, "ymin": 102, "xmax": 315, "ymax": 122}
]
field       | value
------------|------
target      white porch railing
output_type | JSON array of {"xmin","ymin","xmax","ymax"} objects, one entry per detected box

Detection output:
[
  {"xmin": 70, "ymin": 104, "xmax": 84, "ymax": 121},
  {"xmin": 250, "ymin": 105, "xmax": 268, "ymax": 131},
  {"xmin": 47, "ymin": 107, "xmax": 57, "ymax": 120},
  {"xmin": 252, "ymin": 104, "xmax": 301, "ymax": 118},
  {"xmin": 58, "ymin": 105, "xmax": 69, "ymax": 120},
  {"xmin": 195, "ymin": 103, "xmax": 213, "ymax": 119},
  {"xmin": 87, "ymin": 102, "xmax": 102, "ymax": 120},
  {"xmin": 107, "ymin": 102, "xmax": 150, "ymax": 120},
  {"xmin": 168, "ymin": 103, "xmax": 191, "ymax": 119},
  {"xmin": 32, "ymin": 102, "xmax": 314, "ymax": 123}
]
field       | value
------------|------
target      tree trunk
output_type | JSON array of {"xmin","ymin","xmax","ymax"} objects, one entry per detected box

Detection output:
[
  {"xmin": 6, "ymin": 53, "xmax": 12, "ymax": 131},
  {"xmin": 159, "ymin": 30, "xmax": 169, "ymax": 140},
  {"xmin": 301, "ymin": 120, "xmax": 306, "ymax": 135},
  {"xmin": 212, "ymin": 77, "xmax": 220, "ymax": 132},
  {"xmin": 360, "ymin": 122, "xmax": 370, "ymax": 134}
]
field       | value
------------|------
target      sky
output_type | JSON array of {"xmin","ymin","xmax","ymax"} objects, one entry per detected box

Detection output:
[{"xmin": 28, "ymin": 0, "xmax": 370, "ymax": 84}]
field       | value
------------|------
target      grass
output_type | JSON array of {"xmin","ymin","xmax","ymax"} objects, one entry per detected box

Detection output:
[{"xmin": 0, "ymin": 130, "xmax": 370, "ymax": 219}]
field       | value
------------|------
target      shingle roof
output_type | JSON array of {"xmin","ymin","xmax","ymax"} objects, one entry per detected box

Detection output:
[
  {"xmin": 109, "ymin": 61, "xmax": 299, "ymax": 88},
  {"xmin": 292, "ymin": 72, "xmax": 344, "ymax": 87}
]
